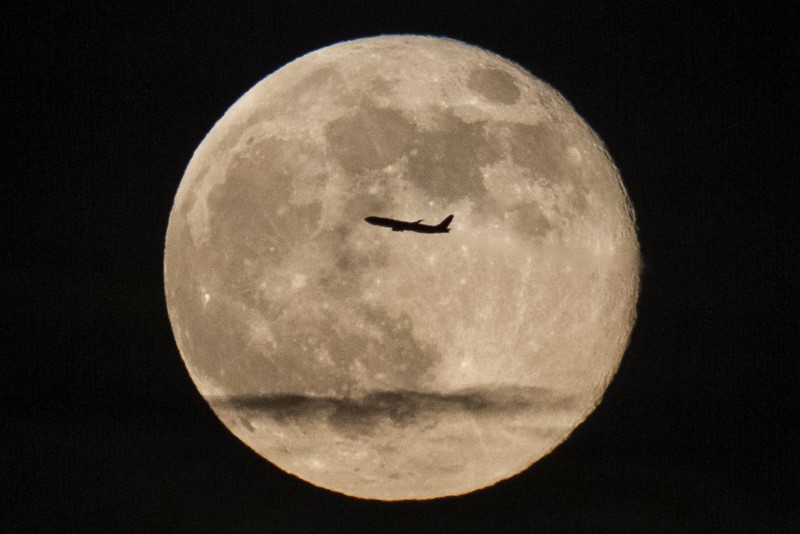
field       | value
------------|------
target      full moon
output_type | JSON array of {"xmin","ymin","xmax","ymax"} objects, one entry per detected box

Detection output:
[{"xmin": 164, "ymin": 35, "xmax": 640, "ymax": 500}]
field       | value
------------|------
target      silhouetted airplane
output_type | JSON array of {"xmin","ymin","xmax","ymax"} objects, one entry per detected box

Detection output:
[{"xmin": 364, "ymin": 214, "xmax": 454, "ymax": 234}]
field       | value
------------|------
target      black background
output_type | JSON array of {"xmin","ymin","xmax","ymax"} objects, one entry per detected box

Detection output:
[{"xmin": 4, "ymin": 2, "xmax": 798, "ymax": 532}]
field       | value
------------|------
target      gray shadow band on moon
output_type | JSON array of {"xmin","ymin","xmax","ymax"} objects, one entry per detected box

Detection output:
[
  {"xmin": 164, "ymin": 35, "xmax": 640, "ymax": 500},
  {"xmin": 209, "ymin": 385, "xmax": 578, "ymax": 434}
]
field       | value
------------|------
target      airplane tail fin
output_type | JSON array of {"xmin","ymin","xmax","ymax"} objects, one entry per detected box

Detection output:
[{"xmin": 436, "ymin": 214, "xmax": 454, "ymax": 230}]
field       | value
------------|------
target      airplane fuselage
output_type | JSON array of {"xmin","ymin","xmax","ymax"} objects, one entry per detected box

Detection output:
[{"xmin": 364, "ymin": 215, "xmax": 453, "ymax": 234}]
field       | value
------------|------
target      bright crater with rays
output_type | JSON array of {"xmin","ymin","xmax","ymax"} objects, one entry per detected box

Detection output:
[{"xmin": 164, "ymin": 35, "xmax": 640, "ymax": 500}]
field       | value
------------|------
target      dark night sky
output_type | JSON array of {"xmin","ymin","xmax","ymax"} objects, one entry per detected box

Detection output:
[{"xmin": 4, "ymin": 2, "xmax": 798, "ymax": 532}]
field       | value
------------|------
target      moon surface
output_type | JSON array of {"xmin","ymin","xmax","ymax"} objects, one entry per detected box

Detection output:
[{"xmin": 164, "ymin": 35, "xmax": 640, "ymax": 500}]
